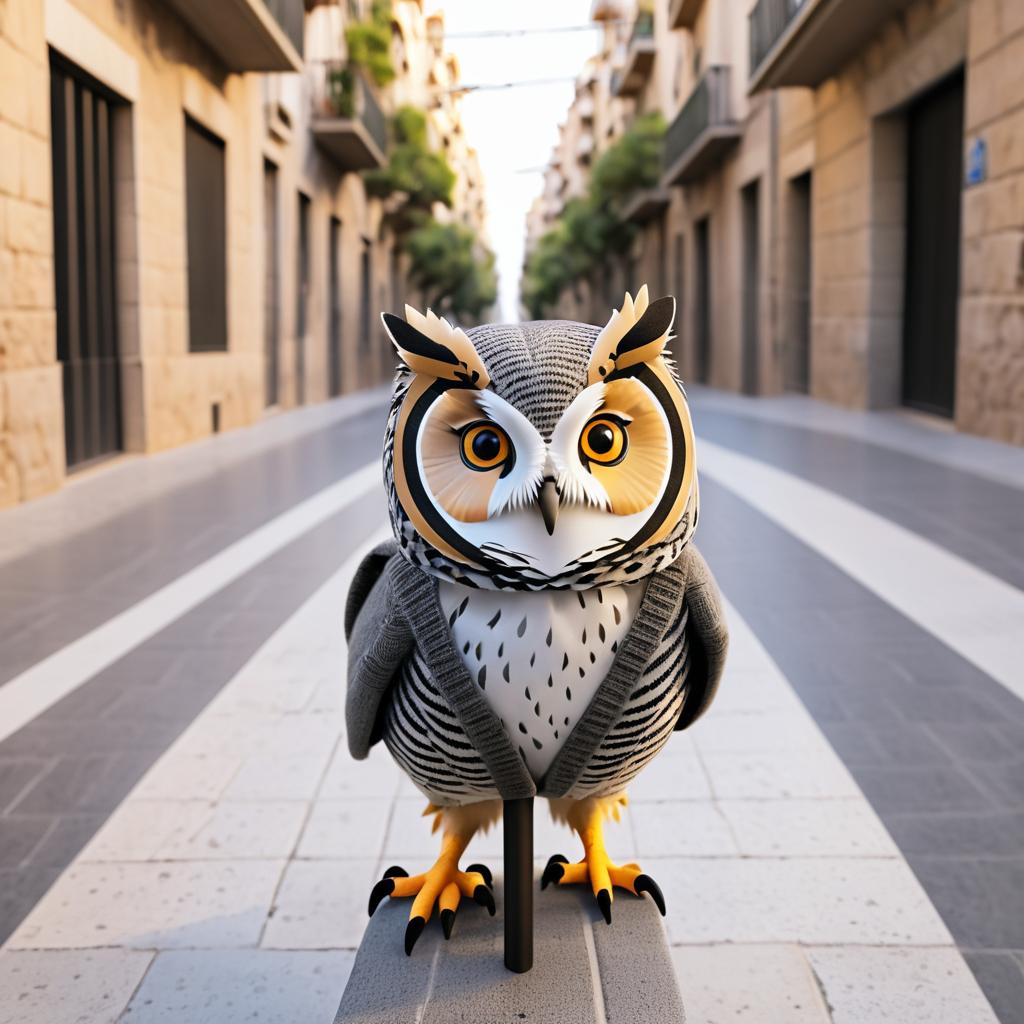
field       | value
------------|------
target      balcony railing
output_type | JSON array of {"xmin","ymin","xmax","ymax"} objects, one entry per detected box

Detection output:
[
  {"xmin": 661, "ymin": 66, "xmax": 740, "ymax": 187},
  {"xmin": 311, "ymin": 63, "xmax": 388, "ymax": 172},
  {"xmin": 163, "ymin": 0, "xmax": 303, "ymax": 72},
  {"xmin": 748, "ymin": 0, "xmax": 916, "ymax": 92},
  {"xmin": 612, "ymin": 11, "xmax": 656, "ymax": 97},
  {"xmin": 669, "ymin": 0, "xmax": 703, "ymax": 30}
]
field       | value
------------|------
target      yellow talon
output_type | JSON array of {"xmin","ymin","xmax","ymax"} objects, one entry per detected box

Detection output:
[
  {"xmin": 543, "ymin": 793, "xmax": 667, "ymax": 922},
  {"xmin": 368, "ymin": 800, "xmax": 501, "ymax": 955}
]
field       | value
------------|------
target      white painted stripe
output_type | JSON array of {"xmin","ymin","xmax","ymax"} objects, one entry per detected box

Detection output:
[
  {"xmin": 698, "ymin": 438, "xmax": 1024, "ymax": 704},
  {"xmin": 0, "ymin": 462, "xmax": 383, "ymax": 745}
]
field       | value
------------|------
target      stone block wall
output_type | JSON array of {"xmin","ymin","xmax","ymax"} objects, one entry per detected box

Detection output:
[
  {"xmin": 805, "ymin": 0, "xmax": 1024, "ymax": 445},
  {"xmin": 958, "ymin": 0, "xmax": 1024, "ymax": 444},
  {"xmin": 0, "ymin": 0, "xmax": 64, "ymax": 508}
]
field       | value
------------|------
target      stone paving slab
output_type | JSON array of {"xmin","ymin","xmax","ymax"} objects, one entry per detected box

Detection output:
[
  {"xmin": 334, "ymin": 877, "xmax": 683, "ymax": 1024},
  {"xmin": 0, "ymin": 393, "xmax": 1014, "ymax": 1023}
]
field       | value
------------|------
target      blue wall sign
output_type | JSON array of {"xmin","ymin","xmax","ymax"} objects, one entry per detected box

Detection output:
[{"xmin": 966, "ymin": 137, "xmax": 987, "ymax": 187}]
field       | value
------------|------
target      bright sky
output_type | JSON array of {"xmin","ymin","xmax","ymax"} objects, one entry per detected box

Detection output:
[{"xmin": 426, "ymin": 2, "xmax": 603, "ymax": 321}]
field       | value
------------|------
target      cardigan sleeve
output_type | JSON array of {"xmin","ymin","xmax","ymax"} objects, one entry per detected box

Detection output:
[
  {"xmin": 344, "ymin": 541, "xmax": 414, "ymax": 760},
  {"xmin": 675, "ymin": 543, "xmax": 730, "ymax": 731}
]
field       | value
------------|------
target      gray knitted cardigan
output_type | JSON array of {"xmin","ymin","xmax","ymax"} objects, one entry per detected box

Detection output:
[{"xmin": 344, "ymin": 541, "xmax": 728, "ymax": 800}]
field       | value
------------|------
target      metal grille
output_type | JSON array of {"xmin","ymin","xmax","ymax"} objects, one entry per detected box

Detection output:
[
  {"xmin": 264, "ymin": 0, "xmax": 305, "ymax": 57},
  {"xmin": 310, "ymin": 62, "xmax": 388, "ymax": 157},
  {"xmin": 749, "ymin": 0, "xmax": 808, "ymax": 78},
  {"xmin": 663, "ymin": 66, "xmax": 732, "ymax": 172},
  {"xmin": 185, "ymin": 117, "xmax": 228, "ymax": 353},
  {"xmin": 50, "ymin": 56, "xmax": 123, "ymax": 469}
]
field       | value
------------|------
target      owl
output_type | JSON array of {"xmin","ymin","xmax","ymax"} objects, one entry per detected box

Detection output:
[{"xmin": 345, "ymin": 287, "xmax": 728, "ymax": 955}]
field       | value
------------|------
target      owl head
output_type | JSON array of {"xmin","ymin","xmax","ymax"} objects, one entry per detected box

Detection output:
[{"xmin": 382, "ymin": 286, "xmax": 698, "ymax": 590}]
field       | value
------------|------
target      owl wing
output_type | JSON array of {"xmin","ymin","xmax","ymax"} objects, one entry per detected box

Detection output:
[
  {"xmin": 674, "ymin": 544, "xmax": 729, "ymax": 731},
  {"xmin": 344, "ymin": 540, "xmax": 414, "ymax": 760}
]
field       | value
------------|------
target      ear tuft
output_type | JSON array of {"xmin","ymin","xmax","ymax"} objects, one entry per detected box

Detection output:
[
  {"xmin": 381, "ymin": 308, "xmax": 490, "ymax": 388},
  {"xmin": 616, "ymin": 296, "xmax": 676, "ymax": 358},
  {"xmin": 588, "ymin": 288, "xmax": 675, "ymax": 384}
]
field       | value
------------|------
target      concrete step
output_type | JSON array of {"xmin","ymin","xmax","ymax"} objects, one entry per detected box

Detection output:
[{"xmin": 334, "ymin": 873, "xmax": 685, "ymax": 1023}]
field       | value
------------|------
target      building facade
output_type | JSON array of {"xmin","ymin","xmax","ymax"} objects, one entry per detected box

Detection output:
[
  {"xmin": 0, "ymin": 0, "xmax": 487, "ymax": 508},
  {"xmin": 526, "ymin": 0, "xmax": 1023, "ymax": 445}
]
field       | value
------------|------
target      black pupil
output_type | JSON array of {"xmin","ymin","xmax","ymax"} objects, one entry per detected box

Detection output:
[
  {"xmin": 472, "ymin": 429, "xmax": 502, "ymax": 462},
  {"xmin": 588, "ymin": 423, "xmax": 616, "ymax": 456}
]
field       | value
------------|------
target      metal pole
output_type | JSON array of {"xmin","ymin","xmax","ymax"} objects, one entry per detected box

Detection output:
[{"xmin": 503, "ymin": 797, "xmax": 533, "ymax": 973}]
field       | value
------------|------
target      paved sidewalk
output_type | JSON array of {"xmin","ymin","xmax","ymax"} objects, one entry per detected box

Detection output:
[
  {"xmin": 0, "ymin": 387, "xmax": 1020, "ymax": 1023},
  {"xmin": 0, "ymin": 541, "xmax": 997, "ymax": 1023}
]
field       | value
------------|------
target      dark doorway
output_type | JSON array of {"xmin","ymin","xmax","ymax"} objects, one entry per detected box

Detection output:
[
  {"xmin": 786, "ymin": 172, "xmax": 812, "ymax": 394},
  {"xmin": 741, "ymin": 179, "xmax": 761, "ymax": 395},
  {"xmin": 50, "ymin": 55, "xmax": 124, "ymax": 469},
  {"xmin": 671, "ymin": 232, "xmax": 685, "ymax": 369},
  {"xmin": 263, "ymin": 160, "xmax": 280, "ymax": 407},
  {"xmin": 694, "ymin": 217, "xmax": 711, "ymax": 384},
  {"xmin": 902, "ymin": 71, "xmax": 964, "ymax": 418},
  {"xmin": 328, "ymin": 216, "xmax": 343, "ymax": 398},
  {"xmin": 295, "ymin": 192, "xmax": 311, "ymax": 405},
  {"xmin": 359, "ymin": 238, "xmax": 372, "ymax": 379}
]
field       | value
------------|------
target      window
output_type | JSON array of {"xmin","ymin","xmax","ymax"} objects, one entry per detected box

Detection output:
[
  {"xmin": 296, "ymin": 192, "xmax": 311, "ymax": 405},
  {"xmin": 185, "ymin": 116, "xmax": 227, "ymax": 352},
  {"xmin": 360, "ymin": 238, "xmax": 372, "ymax": 352}
]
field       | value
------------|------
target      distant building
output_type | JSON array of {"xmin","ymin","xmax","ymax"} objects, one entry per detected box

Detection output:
[
  {"xmin": 526, "ymin": 0, "xmax": 1024, "ymax": 446},
  {"xmin": 0, "ymin": 0, "xmax": 487, "ymax": 507}
]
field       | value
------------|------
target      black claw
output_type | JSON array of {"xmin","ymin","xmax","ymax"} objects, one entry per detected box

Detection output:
[
  {"xmin": 405, "ymin": 916, "xmax": 426, "ymax": 956},
  {"xmin": 634, "ymin": 874, "xmax": 666, "ymax": 916},
  {"xmin": 473, "ymin": 883, "xmax": 496, "ymax": 916},
  {"xmin": 540, "ymin": 860, "xmax": 565, "ymax": 890},
  {"xmin": 383, "ymin": 865, "xmax": 408, "ymax": 879},
  {"xmin": 596, "ymin": 888, "xmax": 612, "ymax": 925},
  {"xmin": 466, "ymin": 862, "xmax": 493, "ymax": 888},
  {"xmin": 545, "ymin": 853, "xmax": 570, "ymax": 868},
  {"xmin": 368, "ymin": 877, "xmax": 395, "ymax": 917},
  {"xmin": 440, "ymin": 907, "xmax": 456, "ymax": 940}
]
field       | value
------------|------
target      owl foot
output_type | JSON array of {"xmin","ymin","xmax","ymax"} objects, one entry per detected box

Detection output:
[
  {"xmin": 541, "ymin": 794, "xmax": 665, "ymax": 924},
  {"xmin": 368, "ymin": 859, "xmax": 494, "ymax": 955},
  {"xmin": 541, "ymin": 851, "xmax": 665, "ymax": 923}
]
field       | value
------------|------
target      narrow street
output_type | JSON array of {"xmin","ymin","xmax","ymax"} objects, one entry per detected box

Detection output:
[{"xmin": 0, "ymin": 389, "xmax": 1020, "ymax": 1023}]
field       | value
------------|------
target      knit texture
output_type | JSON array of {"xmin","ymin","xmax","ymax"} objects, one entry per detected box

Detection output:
[
  {"xmin": 344, "ymin": 542, "xmax": 728, "ymax": 799},
  {"xmin": 466, "ymin": 320, "xmax": 598, "ymax": 440}
]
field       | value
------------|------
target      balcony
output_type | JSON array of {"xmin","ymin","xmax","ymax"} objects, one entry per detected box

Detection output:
[
  {"xmin": 661, "ymin": 66, "xmax": 740, "ymax": 187},
  {"xmin": 163, "ymin": 0, "xmax": 303, "ymax": 72},
  {"xmin": 311, "ymin": 64, "xmax": 388, "ymax": 172},
  {"xmin": 669, "ymin": 0, "xmax": 703, "ymax": 30},
  {"xmin": 748, "ymin": 0, "xmax": 917, "ymax": 92},
  {"xmin": 612, "ymin": 11, "xmax": 656, "ymax": 98},
  {"xmin": 621, "ymin": 187, "xmax": 670, "ymax": 224}
]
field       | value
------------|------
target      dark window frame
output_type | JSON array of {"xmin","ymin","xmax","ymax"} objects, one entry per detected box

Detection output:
[{"xmin": 184, "ymin": 114, "xmax": 228, "ymax": 353}]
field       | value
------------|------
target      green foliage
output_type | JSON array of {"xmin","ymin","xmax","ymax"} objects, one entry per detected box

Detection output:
[
  {"xmin": 364, "ymin": 106, "xmax": 456, "ymax": 213},
  {"xmin": 405, "ymin": 219, "xmax": 497, "ymax": 321},
  {"xmin": 521, "ymin": 113, "xmax": 666, "ymax": 319},
  {"xmin": 590, "ymin": 112, "xmax": 665, "ymax": 201},
  {"xmin": 345, "ymin": 0, "xmax": 395, "ymax": 87},
  {"xmin": 326, "ymin": 65, "xmax": 355, "ymax": 118}
]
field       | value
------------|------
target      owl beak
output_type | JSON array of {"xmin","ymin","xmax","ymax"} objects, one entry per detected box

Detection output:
[{"xmin": 537, "ymin": 478, "xmax": 560, "ymax": 535}]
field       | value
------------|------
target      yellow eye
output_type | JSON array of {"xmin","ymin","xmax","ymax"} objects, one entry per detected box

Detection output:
[
  {"xmin": 460, "ymin": 421, "xmax": 511, "ymax": 471},
  {"xmin": 580, "ymin": 416, "xmax": 628, "ymax": 466}
]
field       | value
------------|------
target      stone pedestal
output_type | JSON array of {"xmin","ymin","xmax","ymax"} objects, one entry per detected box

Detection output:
[{"xmin": 334, "ymin": 874, "xmax": 685, "ymax": 1024}]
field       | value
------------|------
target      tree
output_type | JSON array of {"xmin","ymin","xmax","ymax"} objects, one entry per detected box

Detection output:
[
  {"xmin": 405, "ymin": 219, "xmax": 497, "ymax": 321},
  {"xmin": 521, "ymin": 113, "xmax": 665, "ymax": 318},
  {"xmin": 364, "ymin": 107, "xmax": 456, "ymax": 214},
  {"xmin": 345, "ymin": 0, "xmax": 395, "ymax": 88}
]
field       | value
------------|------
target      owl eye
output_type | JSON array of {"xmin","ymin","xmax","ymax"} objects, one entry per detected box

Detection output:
[
  {"xmin": 580, "ymin": 415, "xmax": 628, "ymax": 467},
  {"xmin": 460, "ymin": 421, "xmax": 512, "ymax": 472}
]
